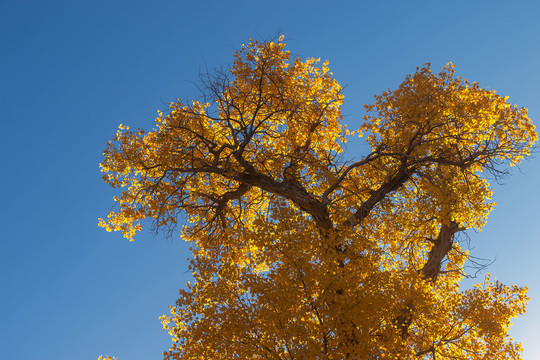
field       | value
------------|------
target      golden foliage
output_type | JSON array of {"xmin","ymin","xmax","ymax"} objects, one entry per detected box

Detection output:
[{"xmin": 100, "ymin": 37, "xmax": 536, "ymax": 359}]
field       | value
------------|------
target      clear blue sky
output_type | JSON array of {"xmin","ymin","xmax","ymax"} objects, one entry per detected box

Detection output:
[{"xmin": 1, "ymin": 1, "xmax": 539, "ymax": 359}]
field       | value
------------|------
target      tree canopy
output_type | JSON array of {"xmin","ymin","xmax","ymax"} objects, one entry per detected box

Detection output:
[{"xmin": 99, "ymin": 36, "xmax": 536, "ymax": 359}]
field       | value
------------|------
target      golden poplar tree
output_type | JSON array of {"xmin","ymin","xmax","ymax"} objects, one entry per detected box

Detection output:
[{"xmin": 99, "ymin": 36, "xmax": 536, "ymax": 359}]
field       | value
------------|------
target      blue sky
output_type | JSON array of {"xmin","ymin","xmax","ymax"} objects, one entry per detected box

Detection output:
[{"xmin": 1, "ymin": 1, "xmax": 539, "ymax": 359}]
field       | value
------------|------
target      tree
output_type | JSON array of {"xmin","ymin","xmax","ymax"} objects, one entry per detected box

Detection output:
[{"xmin": 99, "ymin": 36, "xmax": 536, "ymax": 359}]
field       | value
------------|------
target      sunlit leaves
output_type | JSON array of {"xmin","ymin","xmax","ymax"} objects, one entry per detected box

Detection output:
[{"xmin": 100, "ymin": 37, "xmax": 535, "ymax": 359}]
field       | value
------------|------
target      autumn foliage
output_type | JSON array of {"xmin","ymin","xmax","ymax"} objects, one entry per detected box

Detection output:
[{"xmin": 99, "ymin": 36, "xmax": 536, "ymax": 359}]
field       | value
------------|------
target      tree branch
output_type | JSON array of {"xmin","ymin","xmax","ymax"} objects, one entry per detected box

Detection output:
[{"xmin": 422, "ymin": 221, "xmax": 464, "ymax": 281}]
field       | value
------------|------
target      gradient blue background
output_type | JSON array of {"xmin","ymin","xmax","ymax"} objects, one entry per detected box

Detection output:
[{"xmin": 1, "ymin": 1, "xmax": 538, "ymax": 359}]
